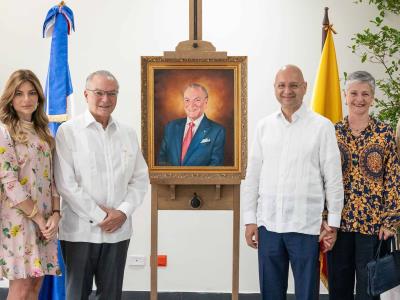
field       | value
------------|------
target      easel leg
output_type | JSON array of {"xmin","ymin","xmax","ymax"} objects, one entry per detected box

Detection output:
[
  {"xmin": 151, "ymin": 185, "xmax": 158, "ymax": 300},
  {"xmin": 232, "ymin": 185, "xmax": 240, "ymax": 300}
]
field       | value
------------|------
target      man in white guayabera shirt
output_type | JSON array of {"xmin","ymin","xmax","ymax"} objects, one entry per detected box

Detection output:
[
  {"xmin": 242, "ymin": 65, "xmax": 344, "ymax": 300},
  {"xmin": 54, "ymin": 70, "xmax": 149, "ymax": 300}
]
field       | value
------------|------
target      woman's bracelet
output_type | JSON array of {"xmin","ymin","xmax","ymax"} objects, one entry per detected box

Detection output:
[{"xmin": 26, "ymin": 205, "xmax": 38, "ymax": 219}]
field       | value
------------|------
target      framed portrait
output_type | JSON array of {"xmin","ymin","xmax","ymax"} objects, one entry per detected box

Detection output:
[{"xmin": 141, "ymin": 56, "xmax": 247, "ymax": 183}]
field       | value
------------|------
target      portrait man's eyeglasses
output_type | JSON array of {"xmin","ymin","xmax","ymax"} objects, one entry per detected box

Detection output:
[{"xmin": 183, "ymin": 97, "xmax": 208, "ymax": 104}]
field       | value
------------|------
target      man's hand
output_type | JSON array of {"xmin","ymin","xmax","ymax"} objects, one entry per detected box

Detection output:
[
  {"xmin": 319, "ymin": 221, "xmax": 337, "ymax": 253},
  {"xmin": 245, "ymin": 224, "xmax": 258, "ymax": 249},
  {"xmin": 98, "ymin": 206, "xmax": 127, "ymax": 233}
]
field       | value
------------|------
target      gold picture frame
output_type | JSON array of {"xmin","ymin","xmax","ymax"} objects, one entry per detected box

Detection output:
[{"xmin": 141, "ymin": 56, "xmax": 247, "ymax": 184}]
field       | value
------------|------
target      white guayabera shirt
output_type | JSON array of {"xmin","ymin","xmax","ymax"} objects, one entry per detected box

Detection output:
[
  {"xmin": 242, "ymin": 103, "xmax": 344, "ymax": 235},
  {"xmin": 54, "ymin": 110, "xmax": 149, "ymax": 243}
]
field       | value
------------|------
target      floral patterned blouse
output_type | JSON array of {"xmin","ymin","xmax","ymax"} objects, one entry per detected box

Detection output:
[
  {"xmin": 0, "ymin": 122, "xmax": 61, "ymax": 279},
  {"xmin": 335, "ymin": 116, "xmax": 400, "ymax": 235}
]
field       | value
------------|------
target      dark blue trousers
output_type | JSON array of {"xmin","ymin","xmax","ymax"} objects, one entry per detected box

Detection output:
[{"xmin": 258, "ymin": 226, "xmax": 319, "ymax": 300}]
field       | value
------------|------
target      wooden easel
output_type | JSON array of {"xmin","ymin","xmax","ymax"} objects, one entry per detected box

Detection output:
[{"xmin": 150, "ymin": 1, "xmax": 241, "ymax": 299}]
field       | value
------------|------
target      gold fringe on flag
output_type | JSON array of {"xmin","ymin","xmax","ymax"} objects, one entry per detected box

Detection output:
[{"xmin": 47, "ymin": 114, "xmax": 68, "ymax": 123}]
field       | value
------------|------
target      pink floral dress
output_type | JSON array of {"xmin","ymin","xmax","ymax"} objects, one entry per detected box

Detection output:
[{"xmin": 0, "ymin": 122, "xmax": 60, "ymax": 279}]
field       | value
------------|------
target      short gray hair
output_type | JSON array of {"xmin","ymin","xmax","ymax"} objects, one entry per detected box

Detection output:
[
  {"xmin": 344, "ymin": 71, "xmax": 375, "ymax": 94},
  {"xmin": 184, "ymin": 83, "xmax": 208, "ymax": 98},
  {"xmin": 85, "ymin": 70, "xmax": 119, "ymax": 90}
]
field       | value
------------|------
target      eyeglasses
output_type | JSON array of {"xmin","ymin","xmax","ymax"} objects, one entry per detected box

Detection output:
[
  {"xmin": 184, "ymin": 97, "xmax": 208, "ymax": 104},
  {"xmin": 275, "ymin": 82, "xmax": 305, "ymax": 90},
  {"xmin": 86, "ymin": 89, "xmax": 119, "ymax": 98}
]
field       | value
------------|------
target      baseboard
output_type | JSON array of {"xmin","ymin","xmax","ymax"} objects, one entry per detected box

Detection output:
[
  {"xmin": 99, "ymin": 291, "xmax": 329, "ymax": 300},
  {"xmin": 0, "ymin": 289, "xmax": 329, "ymax": 300}
]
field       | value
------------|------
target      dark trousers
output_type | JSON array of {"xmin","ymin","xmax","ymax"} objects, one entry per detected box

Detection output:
[
  {"xmin": 61, "ymin": 239, "xmax": 130, "ymax": 300},
  {"xmin": 327, "ymin": 231, "xmax": 388, "ymax": 300},
  {"xmin": 258, "ymin": 226, "xmax": 319, "ymax": 300}
]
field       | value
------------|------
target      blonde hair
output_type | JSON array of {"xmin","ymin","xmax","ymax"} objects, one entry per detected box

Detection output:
[{"xmin": 0, "ymin": 70, "xmax": 54, "ymax": 148}]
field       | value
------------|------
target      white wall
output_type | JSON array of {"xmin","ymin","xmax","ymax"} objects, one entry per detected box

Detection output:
[{"xmin": 0, "ymin": 0, "xmax": 398, "ymax": 294}]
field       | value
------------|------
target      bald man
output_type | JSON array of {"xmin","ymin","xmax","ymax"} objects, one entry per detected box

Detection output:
[{"xmin": 242, "ymin": 65, "xmax": 344, "ymax": 300}]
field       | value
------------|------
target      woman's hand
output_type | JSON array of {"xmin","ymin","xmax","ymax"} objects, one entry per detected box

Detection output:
[
  {"xmin": 31, "ymin": 213, "xmax": 48, "ymax": 240},
  {"xmin": 41, "ymin": 213, "xmax": 61, "ymax": 240},
  {"xmin": 31, "ymin": 213, "xmax": 47, "ymax": 231},
  {"xmin": 379, "ymin": 226, "xmax": 396, "ymax": 240},
  {"xmin": 319, "ymin": 221, "xmax": 338, "ymax": 253}
]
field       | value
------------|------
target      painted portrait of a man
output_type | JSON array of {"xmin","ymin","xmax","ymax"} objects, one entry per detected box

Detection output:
[
  {"xmin": 158, "ymin": 83, "xmax": 226, "ymax": 166},
  {"xmin": 153, "ymin": 68, "xmax": 235, "ymax": 167}
]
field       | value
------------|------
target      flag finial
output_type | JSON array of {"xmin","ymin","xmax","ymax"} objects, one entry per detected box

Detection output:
[
  {"xmin": 322, "ymin": 7, "xmax": 333, "ymax": 50},
  {"xmin": 323, "ymin": 7, "xmax": 330, "ymax": 26},
  {"xmin": 322, "ymin": 7, "xmax": 337, "ymax": 35},
  {"xmin": 58, "ymin": 1, "xmax": 65, "ymax": 7}
]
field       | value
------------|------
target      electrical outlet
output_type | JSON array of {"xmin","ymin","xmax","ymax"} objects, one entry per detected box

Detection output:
[{"xmin": 127, "ymin": 255, "xmax": 146, "ymax": 266}]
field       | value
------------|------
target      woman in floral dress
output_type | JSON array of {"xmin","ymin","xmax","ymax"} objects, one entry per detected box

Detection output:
[{"xmin": 0, "ymin": 70, "xmax": 61, "ymax": 300}]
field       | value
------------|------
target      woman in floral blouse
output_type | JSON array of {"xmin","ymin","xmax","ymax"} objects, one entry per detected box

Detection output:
[
  {"xmin": 327, "ymin": 71, "xmax": 400, "ymax": 300},
  {"xmin": 0, "ymin": 70, "xmax": 61, "ymax": 299}
]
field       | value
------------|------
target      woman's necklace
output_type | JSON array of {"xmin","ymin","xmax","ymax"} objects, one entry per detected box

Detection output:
[
  {"xmin": 349, "ymin": 117, "xmax": 369, "ymax": 135},
  {"xmin": 351, "ymin": 127, "xmax": 365, "ymax": 134}
]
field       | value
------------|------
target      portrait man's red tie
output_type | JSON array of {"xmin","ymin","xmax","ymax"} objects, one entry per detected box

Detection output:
[{"xmin": 181, "ymin": 121, "xmax": 195, "ymax": 162}]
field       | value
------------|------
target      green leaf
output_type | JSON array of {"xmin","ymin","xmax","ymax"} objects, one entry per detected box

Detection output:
[
  {"xmin": 361, "ymin": 53, "xmax": 368, "ymax": 63},
  {"xmin": 349, "ymin": 0, "xmax": 400, "ymax": 127}
]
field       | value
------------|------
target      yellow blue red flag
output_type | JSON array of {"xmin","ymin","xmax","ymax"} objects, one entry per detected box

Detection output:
[
  {"xmin": 311, "ymin": 25, "xmax": 342, "ymax": 290},
  {"xmin": 311, "ymin": 28, "xmax": 342, "ymax": 124}
]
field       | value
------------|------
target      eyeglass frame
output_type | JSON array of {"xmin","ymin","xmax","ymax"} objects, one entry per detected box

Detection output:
[
  {"xmin": 183, "ymin": 96, "xmax": 208, "ymax": 104},
  {"xmin": 86, "ymin": 89, "xmax": 119, "ymax": 98},
  {"xmin": 274, "ymin": 82, "xmax": 306, "ymax": 90}
]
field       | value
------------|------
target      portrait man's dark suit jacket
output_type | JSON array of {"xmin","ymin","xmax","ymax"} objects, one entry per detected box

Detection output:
[{"xmin": 158, "ymin": 115, "xmax": 226, "ymax": 166}]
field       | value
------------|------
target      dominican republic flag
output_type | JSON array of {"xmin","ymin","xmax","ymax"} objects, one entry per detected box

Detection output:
[
  {"xmin": 39, "ymin": 3, "xmax": 75, "ymax": 300},
  {"xmin": 42, "ymin": 2, "xmax": 75, "ymax": 135}
]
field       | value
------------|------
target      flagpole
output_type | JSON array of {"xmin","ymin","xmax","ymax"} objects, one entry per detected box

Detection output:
[
  {"xmin": 316, "ymin": 8, "xmax": 332, "ymax": 297},
  {"xmin": 322, "ymin": 7, "xmax": 330, "ymax": 50},
  {"xmin": 40, "ymin": 3, "xmax": 75, "ymax": 299},
  {"xmin": 313, "ymin": 7, "xmax": 343, "ymax": 295}
]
